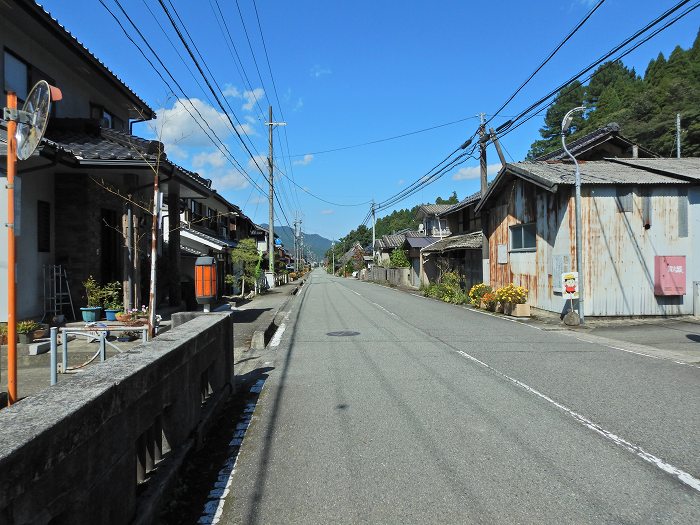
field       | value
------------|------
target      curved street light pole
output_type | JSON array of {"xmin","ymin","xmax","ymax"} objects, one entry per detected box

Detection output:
[{"xmin": 561, "ymin": 106, "xmax": 586, "ymax": 324}]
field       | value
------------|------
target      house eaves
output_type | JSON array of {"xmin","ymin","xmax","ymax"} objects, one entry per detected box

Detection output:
[{"xmin": 18, "ymin": 0, "xmax": 155, "ymax": 119}]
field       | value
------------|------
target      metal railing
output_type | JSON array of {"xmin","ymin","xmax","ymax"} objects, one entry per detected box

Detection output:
[{"xmin": 49, "ymin": 326, "xmax": 148, "ymax": 385}]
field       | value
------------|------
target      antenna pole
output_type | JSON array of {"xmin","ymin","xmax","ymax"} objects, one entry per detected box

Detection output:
[
  {"xmin": 5, "ymin": 91, "xmax": 17, "ymax": 405},
  {"xmin": 677, "ymin": 113, "xmax": 681, "ymax": 159}
]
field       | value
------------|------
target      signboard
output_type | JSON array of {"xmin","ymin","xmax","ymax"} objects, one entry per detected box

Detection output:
[
  {"xmin": 551, "ymin": 254, "xmax": 570, "ymax": 293},
  {"xmin": 561, "ymin": 271, "xmax": 579, "ymax": 300},
  {"xmin": 654, "ymin": 255, "xmax": 686, "ymax": 295}
]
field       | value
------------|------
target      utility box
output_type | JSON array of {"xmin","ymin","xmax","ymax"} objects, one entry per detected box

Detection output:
[
  {"xmin": 195, "ymin": 256, "xmax": 217, "ymax": 304},
  {"xmin": 654, "ymin": 255, "xmax": 686, "ymax": 296}
]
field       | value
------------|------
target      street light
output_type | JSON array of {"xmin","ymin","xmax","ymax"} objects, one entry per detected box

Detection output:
[{"xmin": 561, "ymin": 106, "xmax": 586, "ymax": 324}]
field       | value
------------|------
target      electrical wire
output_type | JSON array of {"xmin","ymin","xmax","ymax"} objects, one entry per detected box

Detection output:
[{"xmin": 486, "ymin": 0, "xmax": 607, "ymax": 126}]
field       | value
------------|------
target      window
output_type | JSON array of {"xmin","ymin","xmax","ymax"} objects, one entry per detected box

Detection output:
[
  {"xmin": 37, "ymin": 201, "xmax": 50, "ymax": 252},
  {"xmin": 90, "ymin": 103, "xmax": 123, "ymax": 130},
  {"xmin": 4, "ymin": 50, "xmax": 28, "ymax": 100},
  {"xmin": 510, "ymin": 223, "xmax": 536, "ymax": 251}
]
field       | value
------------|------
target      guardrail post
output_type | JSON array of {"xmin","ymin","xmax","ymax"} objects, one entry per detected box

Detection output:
[
  {"xmin": 142, "ymin": 327, "xmax": 147, "ymax": 343},
  {"xmin": 62, "ymin": 329, "xmax": 68, "ymax": 373},
  {"xmin": 100, "ymin": 332, "xmax": 106, "ymax": 362},
  {"xmin": 50, "ymin": 327, "xmax": 58, "ymax": 385}
]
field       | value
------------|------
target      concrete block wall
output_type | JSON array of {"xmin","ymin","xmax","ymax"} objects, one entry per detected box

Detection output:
[
  {"xmin": 368, "ymin": 267, "xmax": 411, "ymax": 288},
  {"xmin": 0, "ymin": 312, "xmax": 233, "ymax": 525}
]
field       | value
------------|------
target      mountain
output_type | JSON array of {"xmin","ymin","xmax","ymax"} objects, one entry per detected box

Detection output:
[{"xmin": 260, "ymin": 224, "xmax": 333, "ymax": 262}]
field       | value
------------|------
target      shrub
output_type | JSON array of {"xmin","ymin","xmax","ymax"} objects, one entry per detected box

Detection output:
[
  {"xmin": 17, "ymin": 320, "xmax": 41, "ymax": 334},
  {"xmin": 468, "ymin": 283, "xmax": 492, "ymax": 306},
  {"xmin": 423, "ymin": 271, "xmax": 467, "ymax": 304},
  {"xmin": 481, "ymin": 292, "xmax": 497, "ymax": 310},
  {"xmin": 495, "ymin": 283, "xmax": 528, "ymax": 305},
  {"xmin": 389, "ymin": 248, "xmax": 410, "ymax": 268}
]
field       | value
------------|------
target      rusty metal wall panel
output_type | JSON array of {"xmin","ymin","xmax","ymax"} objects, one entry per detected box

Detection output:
[{"xmin": 486, "ymin": 180, "xmax": 699, "ymax": 317}]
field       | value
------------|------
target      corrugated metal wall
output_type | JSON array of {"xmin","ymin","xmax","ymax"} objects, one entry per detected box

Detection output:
[{"xmin": 488, "ymin": 179, "xmax": 698, "ymax": 316}]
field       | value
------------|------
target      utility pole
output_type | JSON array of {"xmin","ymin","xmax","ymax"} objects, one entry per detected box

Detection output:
[
  {"xmin": 677, "ymin": 113, "xmax": 681, "ymax": 159},
  {"xmin": 479, "ymin": 113, "xmax": 490, "ymax": 285},
  {"xmin": 489, "ymin": 128, "xmax": 507, "ymax": 168},
  {"xmin": 371, "ymin": 200, "xmax": 376, "ymax": 264},
  {"xmin": 265, "ymin": 106, "xmax": 285, "ymax": 288}
]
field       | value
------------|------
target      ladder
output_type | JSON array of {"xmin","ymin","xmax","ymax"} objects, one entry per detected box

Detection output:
[{"xmin": 43, "ymin": 265, "xmax": 76, "ymax": 321}]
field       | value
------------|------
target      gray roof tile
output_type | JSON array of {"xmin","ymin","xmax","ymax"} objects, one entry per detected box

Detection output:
[{"xmin": 423, "ymin": 232, "xmax": 483, "ymax": 253}]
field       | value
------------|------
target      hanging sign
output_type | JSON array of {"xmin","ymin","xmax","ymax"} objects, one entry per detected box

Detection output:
[{"xmin": 561, "ymin": 272, "xmax": 579, "ymax": 300}]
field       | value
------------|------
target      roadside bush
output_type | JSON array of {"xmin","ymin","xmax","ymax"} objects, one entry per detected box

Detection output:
[
  {"xmin": 389, "ymin": 248, "xmax": 410, "ymax": 268},
  {"xmin": 468, "ymin": 283, "xmax": 492, "ymax": 306},
  {"xmin": 423, "ymin": 271, "xmax": 466, "ymax": 304}
]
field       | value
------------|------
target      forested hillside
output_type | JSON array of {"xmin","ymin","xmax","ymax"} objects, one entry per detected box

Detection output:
[{"xmin": 528, "ymin": 32, "xmax": 700, "ymax": 158}]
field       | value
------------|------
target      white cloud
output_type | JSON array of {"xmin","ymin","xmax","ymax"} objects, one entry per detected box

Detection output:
[
  {"xmin": 310, "ymin": 64, "xmax": 332, "ymax": 78},
  {"xmin": 397, "ymin": 179, "xmax": 405, "ymax": 186},
  {"xmin": 294, "ymin": 98, "xmax": 303, "ymax": 111},
  {"xmin": 293, "ymin": 154, "xmax": 314, "ymax": 166},
  {"xmin": 242, "ymin": 88, "xmax": 264, "ymax": 111},
  {"xmin": 248, "ymin": 154, "xmax": 268, "ymax": 172},
  {"xmin": 222, "ymin": 84, "xmax": 265, "ymax": 112},
  {"xmin": 192, "ymin": 150, "xmax": 226, "ymax": 169},
  {"xmin": 320, "ymin": 209, "xmax": 334, "ymax": 215},
  {"xmin": 452, "ymin": 163, "xmax": 501, "ymax": 181},
  {"xmin": 249, "ymin": 195, "xmax": 267, "ymax": 205},
  {"xmin": 189, "ymin": 149, "xmax": 249, "ymax": 191},
  {"xmin": 223, "ymin": 84, "xmax": 241, "ymax": 98},
  {"xmin": 153, "ymin": 98, "xmax": 231, "ymax": 155}
]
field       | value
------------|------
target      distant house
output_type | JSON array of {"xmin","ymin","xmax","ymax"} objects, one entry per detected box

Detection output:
[
  {"xmin": 475, "ymin": 157, "xmax": 700, "ymax": 317},
  {"xmin": 415, "ymin": 204, "xmax": 452, "ymax": 237},
  {"xmin": 419, "ymin": 192, "xmax": 483, "ymax": 289}
]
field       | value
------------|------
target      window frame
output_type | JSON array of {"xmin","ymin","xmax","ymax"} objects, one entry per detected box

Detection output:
[
  {"xmin": 4, "ymin": 49, "xmax": 30, "ymax": 101},
  {"xmin": 509, "ymin": 222, "xmax": 537, "ymax": 253}
]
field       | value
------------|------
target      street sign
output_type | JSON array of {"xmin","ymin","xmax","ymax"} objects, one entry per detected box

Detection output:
[{"xmin": 562, "ymin": 271, "xmax": 579, "ymax": 300}]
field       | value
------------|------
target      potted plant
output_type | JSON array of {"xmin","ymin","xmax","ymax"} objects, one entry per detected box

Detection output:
[
  {"xmin": 469, "ymin": 283, "xmax": 492, "ymax": 308},
  {"xmin": 496, "ymin": 283, "xmax": 530, "ymax": 317},
  {"xmin": 102, "ymin": 281, "xmax": 122, "ymax": 321},
  {"xmin": 80, "ymin": 276, "xmax": 103, "ymax": 322},
  {"xmin": 481, "ymin": 292, "xmax": 497, "ymax": 312},
  {"xmin": 16, "ymin": 319, "xmax": 41, "ymax": 344}
]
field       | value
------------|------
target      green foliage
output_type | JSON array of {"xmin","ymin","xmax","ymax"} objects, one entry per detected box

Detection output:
[
  {"xmin": 82, "ymin": 276, "xmax": 102, "ymax": 307},
  {"xmin": 102, "ymin": 281, "xmax": 122, "ymax": 310},
  {"xmin": 230, "ymin": 238, "xmax": 261, "ymax": 288},
  {"xmin": 389, "ymin": 248, "xmax": 410, "ymax": 268},
  {"xmin": 17, "ymin": 320, "xmax": 41, "ymax": 334},
  {"xmin": 423, "ymin": 271, "xmax": 467, "ymax": 304},
  {"xmin": 528, "ymin": 33, "xmax": 700, "ymax": 158},
  {"xmin": 435, "ymin": 191, "xmax": 459, "ymax": 205}
]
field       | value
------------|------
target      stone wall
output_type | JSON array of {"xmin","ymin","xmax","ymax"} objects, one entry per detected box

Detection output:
[{"xmin": 0, "ymin": 312, "xmax": 233, "ymax": 524}]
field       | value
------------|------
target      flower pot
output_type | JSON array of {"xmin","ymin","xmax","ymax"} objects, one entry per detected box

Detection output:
[
  {"xmin": 511, "ymin": 303, "xmax": 531, "ymax": 317},
  {"xmin": 115, "ymin": 312, "xmax": 130, "ymax": 323},
  {"xmin": 105, "ymin": 309, "xmax": 121, "ymax": 321},
  {"xmin": 32, "ymin": 327, "xmax": 49, "ymax": 340},
  {"xmin": 80, "ymin": 307, "xmax": 102, "ymax": 323},
  {"xmin": 501, "ymin": 303, "xmax": 512, "ymax": 315},
  {"xmin": 18, "ymin": 332, "xmax": 34, "ymax": 344}
]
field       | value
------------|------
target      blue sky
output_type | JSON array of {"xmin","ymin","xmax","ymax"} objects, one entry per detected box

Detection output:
[{"xmin": 40, "ymin": 0, "xmax": 699, "ymax": 240}]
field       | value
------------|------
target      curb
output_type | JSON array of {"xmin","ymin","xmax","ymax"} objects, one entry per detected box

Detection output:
[{"xmin": 249, "ymin": 279, "xmax": 305, "ymax": 351}]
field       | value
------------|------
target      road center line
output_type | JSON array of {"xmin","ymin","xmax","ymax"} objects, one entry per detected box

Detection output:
[{"xmin": 452, "ymin": 348, "xmax": 700, "ymax": 493}]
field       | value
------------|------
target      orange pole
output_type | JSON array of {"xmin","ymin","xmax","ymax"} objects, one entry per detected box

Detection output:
[{"xmin": 6, "ymin": 91, "xmax": 17, "ymax": 406}]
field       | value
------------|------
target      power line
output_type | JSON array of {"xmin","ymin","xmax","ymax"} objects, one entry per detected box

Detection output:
[
  {"xmin": 102, "ymin": 0, "xmax": 266, "ymax": 196},
  {"xmin": 486, "ymin": 0, "xmax": 607, "ymax": 126}
]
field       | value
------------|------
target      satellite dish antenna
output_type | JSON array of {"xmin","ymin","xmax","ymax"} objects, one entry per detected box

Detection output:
[{"xmin": 15, "ymin": 80, "xmax": 61, "ymax": 160}]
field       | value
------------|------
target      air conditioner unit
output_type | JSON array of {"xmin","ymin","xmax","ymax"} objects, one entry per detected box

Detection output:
[{"xmin": 418, "ymin": 223, "xmax": 424, "ymax": 233}]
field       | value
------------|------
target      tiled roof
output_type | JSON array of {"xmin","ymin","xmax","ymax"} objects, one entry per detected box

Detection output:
[
  {"xmin": 41, "ymin": 119, "xmax": 212, "ymax": 189},
  {"xmin": 536, "ymin": 123, "xmax": 657, "ymax": 161},
  {"xmin": 183, "ymin": 226, "xmax": 237, "ymax": 248},
  {"xmin": 423, "ymin": 232, "xmax": 483, "ymax": 253},
  {"xmin": 404, "ymin": 236, "xmax": 440, "ymax": 249},
  {"xmin": 509, "ymin": 161, "xmax": 689, "ymax": 187},
  {"xmin": 442, "ymin": 190, "xmax": 481, "ymax": 215},
  {"xmin": 30, "ymin": 1, "xmax": 154, "ymax": 118},
  {"xmin": 416, "ymin": 204, "xmax": 454, "ymax": 216},
  {"xmin": 606, "ymin": 157, "xmax": 700, "ymax": 182}
]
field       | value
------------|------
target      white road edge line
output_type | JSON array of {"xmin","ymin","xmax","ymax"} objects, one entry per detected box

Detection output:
[
  {"xmin": 453, "ymin": 349, "xmax": 700, "ymax": 493},
  {"xmin": 270, "ymin": 323, "xmax": 286, "ymax": 347}
]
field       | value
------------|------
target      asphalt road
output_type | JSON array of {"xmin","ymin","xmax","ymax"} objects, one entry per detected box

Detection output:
[{"xmin": 220, "ymin": 269, "xmax": 700, "ymax": 524}]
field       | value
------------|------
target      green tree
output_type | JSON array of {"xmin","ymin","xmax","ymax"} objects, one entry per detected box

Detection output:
[
  {"xmin": 435, "ymin": 191, "xmax": 458, "ymax": 205},
  {"xmin": 389, "ymin": 248, "xmax": 410, "ymax": 268},
  {"xmin": 228, "ymin": 238, "xmax": 260, "ymax": 296}
]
